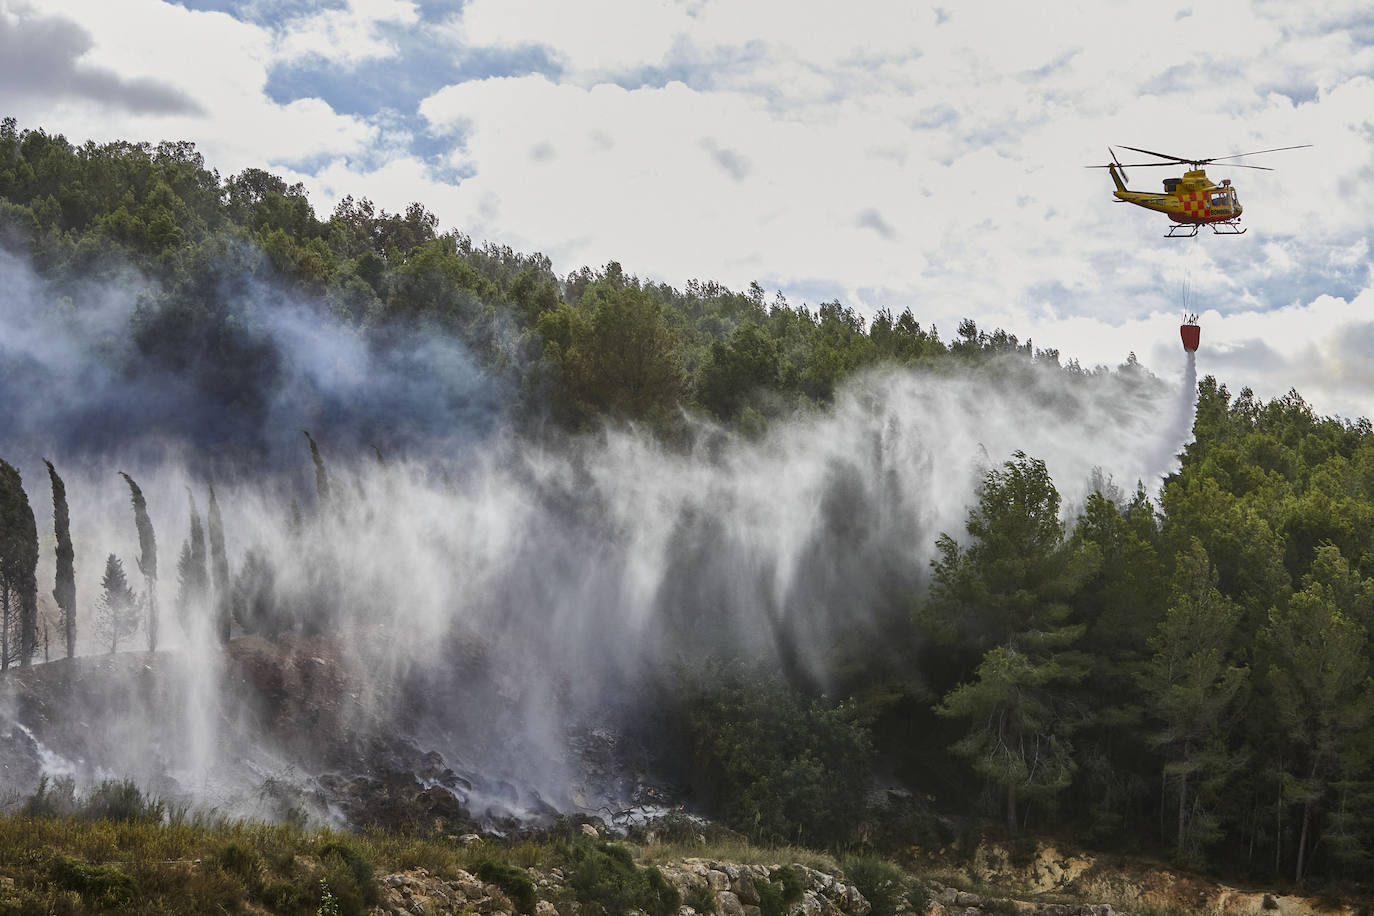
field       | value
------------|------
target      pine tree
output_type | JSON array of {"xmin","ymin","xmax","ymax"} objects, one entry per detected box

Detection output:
[
  {"xmin": 1260, "ymin": 545, "xmax": 1374, "ymax": 886},
  {"xmin": 1138, "ymin": 539, "xmax": 1250, "ymax": 867},
  {"xmin": 925, "ymin": 453, "xmax": 1095, "ymax": 832},
  {"xmin": 44, "ymin": 460, "xmax": 76, "ymax": 659},
  {"xmin": 96, "ymin": 554, "xmax": 139, "ymax": 653}
]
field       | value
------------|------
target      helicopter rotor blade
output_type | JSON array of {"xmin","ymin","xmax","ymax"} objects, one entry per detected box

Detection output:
[
  {"xmin": 1116, "ymin": 144, "xmax": 1191, "ymax": 163},
  {"xmin": 1206, "ymin": 144, "xmax": 1313, "ymax": 162},
  {"xmin": 1110, "ymin": 147, "xmax": 1128, "ymax": 184}
]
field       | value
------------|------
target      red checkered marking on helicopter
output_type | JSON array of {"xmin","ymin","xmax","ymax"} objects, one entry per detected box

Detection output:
[{"xmin": 1179, "ymin": 191, "xmax": 1211, "ymax": 218}]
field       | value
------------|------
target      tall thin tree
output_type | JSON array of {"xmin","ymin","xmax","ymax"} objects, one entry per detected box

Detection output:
[
  {"xmin": 175, "ymin": 488, "xmax": 209, "ymax": 627},
  {"xmin": 207, "ymin": 484, "xmax": 230, "ymax": 644},
  {"xmin": 44, "ymin": 460, "xmax": 76, "ymax": 659},
  {"xmin": 118, "ymin": 472, "xmax": 159, "ymax": 652},
  {"xmin": 0, "ymin": 460, "xmax": 38, "ymax": 670},
  {"xmin": 303, "ymin": 430, "xmax": 331, "ymax": 511}
]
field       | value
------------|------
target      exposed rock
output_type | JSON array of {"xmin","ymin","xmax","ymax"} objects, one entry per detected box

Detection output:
[
  {"xmin": 843, "ymin": 884, "xmax": 871, "ymax": 916},
  {"xmin": 735, "ymin": 870, "xmax": 760, "ymax": 905},
  {"xmin": 718, "ymin": 890, "xmax": 746, "ymax": 916}
]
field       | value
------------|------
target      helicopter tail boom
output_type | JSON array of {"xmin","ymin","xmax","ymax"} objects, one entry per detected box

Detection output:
[{"xmin": 1107, "ymin": 162, "xmax": 1127, "ymax": 193}]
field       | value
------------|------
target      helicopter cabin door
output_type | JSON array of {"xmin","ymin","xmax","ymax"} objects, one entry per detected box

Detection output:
[{"xmin": 1207, "ymin": 187, "xmax": 1238, "ymax": 217}]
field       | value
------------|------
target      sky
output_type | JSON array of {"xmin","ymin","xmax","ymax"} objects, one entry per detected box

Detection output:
[{"xmin": 4, "ymin": 0, "xmax": 1374, "ymax": 420}]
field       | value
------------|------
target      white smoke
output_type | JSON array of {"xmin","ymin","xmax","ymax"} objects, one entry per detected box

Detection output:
[
  {"xmin": 4, "ymin": 350, "xmax": 1202, "ymax": 820},
  {"xmin": 0, "ymin": 240, "xmax": 1206, "ymax": 822}
]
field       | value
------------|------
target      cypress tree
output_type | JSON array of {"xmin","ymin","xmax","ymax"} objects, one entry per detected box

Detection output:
[
  {"xmin": 207, "ymin": 485, "xmax": 230, "ymax": 644},
  {"xmin": 118, "ymin": 472, "xmax": 159, "ymax": 652},
  {"xmin": 0, "ymin": 460, "xmax": 39, "ymax": 670},
  {"xmin": 175, "ymin": 488, "xmax": 209, "ymax": 626},
  {"xmin": 303, "ymin": 430, "xmax": 331, "ymax": 510},
  {"xmin": 44, "ymin": 460, "xmax": 76, "ymax": 659}
]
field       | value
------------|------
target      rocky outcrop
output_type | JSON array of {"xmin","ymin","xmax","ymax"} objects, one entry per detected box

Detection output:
[
  {"xmin": 916, "ymin": 840, "xmax": 1359, "ymax": 916},
  {"xmin": 372, "ymin": 859, "xmax": 882, "ymax": 916}
]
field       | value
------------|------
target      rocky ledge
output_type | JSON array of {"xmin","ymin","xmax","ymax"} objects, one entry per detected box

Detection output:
[{"xmin": 370, "ymin": 855, "xmax": 1127, "ymax": 916}]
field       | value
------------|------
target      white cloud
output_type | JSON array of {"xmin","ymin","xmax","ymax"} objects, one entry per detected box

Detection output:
[
  {"xmin": 11, "ymin": 0, "xmax": 1374, "ymax": 419},
  {"xmin": 4, "ymin": 0, "xmax": 376, "ymax": 176},
  {"xmin": 273, "ymin": 0, "xmax": 420, "ymax": 66}
]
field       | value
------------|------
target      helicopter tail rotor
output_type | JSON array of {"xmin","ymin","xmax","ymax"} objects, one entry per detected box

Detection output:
[{"xmin": 1110, "ymin": 147, "xmax": 1128, "ymax": 185}]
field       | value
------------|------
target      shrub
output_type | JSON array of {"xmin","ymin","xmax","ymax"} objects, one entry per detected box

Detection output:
[
  {"xmin": 49, "ymin": 856, "xmax": 137, "ymax": 909},
  {"xmin": 756, "ymin": 867, "xmax": 805, "ymax": 916},
  {"xmin": 568, "ymin": 842, "xmax": 680, "ymax": 916},
  {"xmin": 317, "ymin": 840, "xmax": 379, "ymax": 913},
  {"xmin": 22, "ymin": 775, "xmax": 78, "ymax": 819},
  {"xmin": 685, "ymin": 672, "xmax": 874, "ymax": 848},
  {"xmin": 209, "ymin": 841, "xmax": 265, "ymax": 893},
  {"xmin": 685, "ymin": 881, "xmax": 716, "ymax": 914},
  {"xmin": 842, "ymin": 856, "xmax": 903, "ymax": 916},
  {"xmin": 79, "ymin": 779, "xmax": 165, "ymax": 824},
  {"xmin": 642, "ymin": 865, "xmax": 682, "ymax": 916},
  {"xmin": 477, "ymin": 860, "xmax": 538, "ymax": 914}
]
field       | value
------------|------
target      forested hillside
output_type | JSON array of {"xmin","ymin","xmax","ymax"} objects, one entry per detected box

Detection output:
[{"xmin": 2, "ymin": 119, "xmax": 1373, "ymax": 896}]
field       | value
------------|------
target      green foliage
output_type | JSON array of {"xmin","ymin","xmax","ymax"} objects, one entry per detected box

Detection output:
[
  {"xmin": 80, "ymin": 779, "xmax": 167, "ymax": 824},
  {"xmin": 317, "ymin": 878, "xmax": 341, "ymax": 916},
  {"xmin": 1137, "ymin": 540, "xmax": 1249, "ymax": 867},
  {"xmin": 568, "ymin": 842, "xmax": 681, "ymax": 916},
  {"xmin": 23, "ymin": 775, "xmax": 78, "ymax": 819},
  {"xmin": 755, "ymin": 866, "xmax": 805, "ymax": 916},
  {"xmin": 0, "ymin": 458, "xmax": 39, "ymax": 669},
  {"xmin": 316, "ymin": 839, "xmax": 379, "ymax": 912},
  {"xmin": 925, "ymin": 453, "xmax": 1093, "ymax": 832},
  {"xmin": 49, "ymin": 855, "xmax": 137, "ymax": 908},
  {"xmin": 119, "ymin": 470, "xmax": 159, "ymax": 650},
  {"xmin": 477, "ymin": 859, "xmax": 539, "ymax": 914},
  {"xmin": 44, "ymin": 459, "xmax": 77, "ymax": 659},
  {"xmin": 842, "ymin": 856, "xmax": 903, "ymax": 916},
  {"xmin": 539, "ymin": 277, "xmax": 689, "ymax": 427},
  {"xmin": 685, "ymin": 672, "xmax": 874, "ymax": 848},
  {"xmin": 208, "ymin": 841, "xmax": 266, "ymax": 893},
  {"xmin": 685, "ymin": 881, "xmax": 716, "ymax": 914},
  {"xmin": 95, "ymin": 554, "xmax": 140, "ymax": 653}
]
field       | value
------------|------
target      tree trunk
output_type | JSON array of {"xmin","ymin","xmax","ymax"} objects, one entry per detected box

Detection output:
[
  {"xmin": 1176, "ymin": 742, "xmax": 1190, "ymax": 858},
  {"xmin": 1177, "ymin": 771, "xmax": 1188, "ymax": 856},
  {"xmin": 1007, "ymin": 786, "xmax": 1017, "ymax": 835},
  {"xmin": 1295, "ymin": 801, "xmax": 1311, "ymax": 887},
  {"xmin": 1275, "ymin": 777, "xmax": 1283, "ymax": 877}
]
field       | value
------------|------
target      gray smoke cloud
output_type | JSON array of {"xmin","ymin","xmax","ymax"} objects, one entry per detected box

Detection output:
[{"xmin": 0, "ymin": 245, "xmax": 510, "ymax": 472}]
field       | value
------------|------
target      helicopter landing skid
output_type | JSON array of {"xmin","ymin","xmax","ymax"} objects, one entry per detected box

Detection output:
[
  {"xmin": 1209, "ymin": 219, "xmax": 1245, "ymax": 235},
  {"xmin": 1165, "ymin": 219, "xmax": 1246, "ymax": 238}
]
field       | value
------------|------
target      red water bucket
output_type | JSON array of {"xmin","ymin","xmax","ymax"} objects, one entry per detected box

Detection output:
[{"xmin": 1180, "ymin": 323, "xmax": 1200, "ymax": 351}]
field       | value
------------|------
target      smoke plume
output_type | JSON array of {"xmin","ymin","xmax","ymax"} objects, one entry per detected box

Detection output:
[{"xmin": 0, "ymin": 244, "xmax": 1199, "ymax": 823}]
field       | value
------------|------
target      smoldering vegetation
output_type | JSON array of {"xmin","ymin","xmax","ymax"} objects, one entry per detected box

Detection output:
[{"xmin": 0, "ymin": 230, "xmax": 1196, "ymax": 826}]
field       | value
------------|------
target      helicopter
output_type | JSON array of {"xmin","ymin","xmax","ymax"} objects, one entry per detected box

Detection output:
[{"xmin": 1090, "ymin": 144, "xmax": 1311, "ymax": 237}]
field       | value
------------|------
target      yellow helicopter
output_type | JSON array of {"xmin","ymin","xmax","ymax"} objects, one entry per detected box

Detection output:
[{"xmin": 1091, "ymin": 144, "xmax": 1311, "ymax": 237}]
